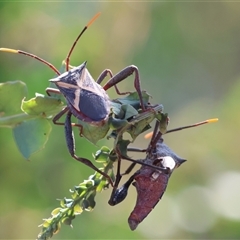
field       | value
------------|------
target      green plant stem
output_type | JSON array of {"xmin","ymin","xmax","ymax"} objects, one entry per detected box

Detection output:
[{"xmin": 0, "ymin": 106, "xmax": 64, "ymax": 128}]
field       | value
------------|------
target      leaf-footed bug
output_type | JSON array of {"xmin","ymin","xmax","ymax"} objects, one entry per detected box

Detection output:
[
  {"xmin": 0, "ymin": 13, "xmax": 148, "ymax": 186},
  {"xmin": 108, "ymin": 118, "xmax": 218, "ymax": 229}
]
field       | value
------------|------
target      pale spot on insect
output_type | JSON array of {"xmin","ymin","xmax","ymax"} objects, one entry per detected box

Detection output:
[
  {"xmin": 161, "ymin": 156, "xmax": 176, "ymax": 171},
  {"xmin": 151, "ymin": 171, "xmax": 160, "ymax": 180}
]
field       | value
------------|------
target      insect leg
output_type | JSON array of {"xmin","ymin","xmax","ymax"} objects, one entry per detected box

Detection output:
[
  {"xmin": 51, "ymin": 106, "xmax": 83, "ymax": 133},
  {"xmin": 97, "ymin": 69, "xmax": 131, "ymax": 96},
  {"xmin": 65, "ymin": 111, "xmax": 114, "ymax": 186},
  {"xmin": 108, "ymin": 170, "xmax": 137, "ymax": 206},
  {"xmin": 46, "ymin": 87, "xmax": 61, "ymax": 96},
  {"xmin": 102, "ymin": 65, "xmax": 145, "ymax": 110},
  {"xmin": 108, "ymin": 143, "xmax": 136, "ymax": 206}
]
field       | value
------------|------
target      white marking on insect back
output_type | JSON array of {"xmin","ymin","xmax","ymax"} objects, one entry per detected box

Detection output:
[
  {"xmin": 74, "ymin": 88, "xmax": 81, "ymax": 111},
  {"xmin": 78, "ymin": 67, "xmax": 108, "ymax": 99},
  {"xmin": 161, "ymin": 156, "xmax": 176, "ymax": 171},
  {"xmin": 53, "ymin": 81, "xmax": 79, "ymax": 89}
]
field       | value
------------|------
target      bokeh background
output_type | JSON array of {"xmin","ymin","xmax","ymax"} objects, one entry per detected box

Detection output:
[{"xmin": 0, "ymin": 1, "xmax": 240, "ymax": 239}]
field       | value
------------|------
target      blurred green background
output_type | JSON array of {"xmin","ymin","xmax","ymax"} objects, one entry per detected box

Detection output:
[{"xmin": 0, "ymin": 2, "xmax": 240, "ymax": 239}]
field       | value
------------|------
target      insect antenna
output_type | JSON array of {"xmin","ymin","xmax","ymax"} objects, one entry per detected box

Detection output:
[
  {"xmin": 0, "ymin": 13, "xmax": 101, "ymax": 76},
  {"xmin": 145, "ymin": 118, "xmax": 218, "ymax": 139},
  {"xmin": 166, "ymin": 118, "xmax": 218, "ymax": 134},
  {"xmin": 0, "ymin": 48, "xmax": 61, "ymax": 76},
  {"xmin": 64, "ymin": 12, "xmax": 101, "ymax": 71}
]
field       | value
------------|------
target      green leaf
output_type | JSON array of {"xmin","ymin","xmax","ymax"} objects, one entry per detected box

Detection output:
[
  {"xmin": 108, "ymin": 115, "xmax": 128, "ymax": 130},
  {"xmin": 78, "ymin": 120, "xmax": 110, "ymax": 145},
  {"xmin": 110, "ymin": 102, "xmax": 138, "ymax": 120},
  {"xmin": 73, "ymin": 204, "xmax": 83, "ymax": 215},
  {"xmin": 13, "ymin": 118, "xmax": 52, "ymax": 159},
  {"xmin": 116, "ymin": 139, "xmax": 131, "ymax": 158},
  {"xmin": 94, "ymin": 146, "xmax": 110, "ymax": 163},
  {"xmin": 158, "ymin": 113, "xmax": 169, "ymax": 134},
  {"xmin": 120, "ymin": 104, "xmax": 139, "ymax": 119},
  {"xmin": 82, "ymin": 199, "xmax": 90, "ymax": 209},
  {"xmin": 0, "ymin": 81, "xmax": 27, "ymax": 115},
  {"xmin": 127, "ymin": 104, "xmax": 164, "ymax": 141},
  {"xmin": 110, "ymin": 101, "xmax": 122, "ymax": 117},
  {"xmin": 62, "ymin": 217, "xmax": 72, "ymax": 226},
  {"xmin": 42, "ymin": 219, "xmax": 52, "ymax": 228},
  {"xmin": 22, "ymin": 93, "xmax": 63, "ymax": 116},
  {"xmin": 86, "ymin": 193, "xmax": 96, "ymax": 209},
  {"xmin": 51, "ymin": 208, "xmax": 62, "ymax": 216}
]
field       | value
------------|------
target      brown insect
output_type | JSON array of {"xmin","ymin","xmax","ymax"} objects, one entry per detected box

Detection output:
[
  {"xmin": 128, "ymin": 136, "xmax": 185, "ymax": 230},
  {"xmin": 109, "ymin": 118, "xmax": 218, "ymax": 230}
]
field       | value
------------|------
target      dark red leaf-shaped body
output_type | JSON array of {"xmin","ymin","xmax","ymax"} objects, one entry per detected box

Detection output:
[
  {"xmin": 128, "ymin": 167, "xmax": 169, "ymax": 230},
  {"xmin": 128, "ymin": 138, "xmax": 186, "ymax": 230}
]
